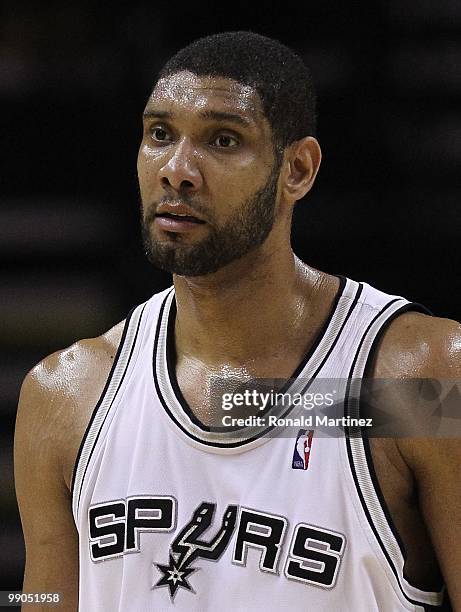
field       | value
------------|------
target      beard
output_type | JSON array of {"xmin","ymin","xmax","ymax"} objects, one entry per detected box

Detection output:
[{"xmin": 140, "ymin": 162, "xmax": 281, "ymax": 277}]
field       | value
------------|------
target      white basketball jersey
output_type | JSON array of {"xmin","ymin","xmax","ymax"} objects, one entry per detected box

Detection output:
[{"xmin": 72, "ymin": 277, "xmax": 446, "ymax": 611}]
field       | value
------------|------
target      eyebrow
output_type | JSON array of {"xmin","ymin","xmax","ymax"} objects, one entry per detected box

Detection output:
[
  {"xmin": 142, "ymin": 109, "xmax": 253, "ymax": 127},
  {"xmin": 199, "ymin": 110, "xmax": 253, "ymax": 127},
  {"xmin": 142, "ymin": 110, "xmax": 172, "ymax": 120}
]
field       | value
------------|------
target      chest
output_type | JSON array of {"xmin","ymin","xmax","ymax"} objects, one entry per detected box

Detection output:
[{"xmin": 175, "ymin": 355, "xmax": 310, "ymax": 427}]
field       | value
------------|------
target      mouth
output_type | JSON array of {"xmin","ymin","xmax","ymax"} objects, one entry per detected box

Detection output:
[
  {"xmin": 155, "ymin": 211, "xmax": 205, "ymax": 224},
  {"xmin": 153, "ymin": 210, "xmax": 207, "ymax": 233}
]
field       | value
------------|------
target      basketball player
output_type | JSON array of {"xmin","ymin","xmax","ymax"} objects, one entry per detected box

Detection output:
[{"xmin": 15, "ymin": 32, "xmax": 461, "ymax": 610}]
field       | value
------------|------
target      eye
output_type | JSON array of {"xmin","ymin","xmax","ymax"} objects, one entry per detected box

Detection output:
[
  {"xmin": 150, "ymin": 127, "xmax": 172, "ymax": 143},
  {"xmin": 211, "ymin": 134, "xmax": 239, "ymax": 148}
]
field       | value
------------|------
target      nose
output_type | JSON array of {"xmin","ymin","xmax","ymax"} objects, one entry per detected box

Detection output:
[{"xmin": 159, "ymin": 138, "xmax": 203, "ymax": 193}]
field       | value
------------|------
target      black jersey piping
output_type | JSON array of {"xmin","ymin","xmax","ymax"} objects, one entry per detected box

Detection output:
[
  {"xmin": 165, "ymin": 275, "xmax": 347, "ymax": 431},
  {"xmin": 361, "ymin": 434, "xmax": 444, "ymax": 594},
  {"xmin": 70, "ymin": 305, "xmax": 136, "ymax": 500},
  {"xmin": 421, "ymin": 599, "xmax": 450, "ymax": 612},
  {"xmin": 152, "ymin": 278, "xmax": 362, "ymax": 448},
  {"xmin": 344, "ymin": 301, "xmax": 445, "ymax": 608},
  {"xmin": 71, "ymin": 303, "xmax": 146, "ymax": 518},
  {"xmin": 360, "ymin": 302, "xmax": 444, "ymax": 594},
  {"xmin": 164, "ymin": 275, "xmax": 348, "ymax": 433}
]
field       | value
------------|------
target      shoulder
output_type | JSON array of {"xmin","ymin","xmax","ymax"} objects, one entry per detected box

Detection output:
[
  {"xmin": 15, "ymin": 320, "xmax": 125, "ymax": 490},
  {"xmin": 367, "ymin": 309, "xmax": 461, "ymax": 463},
  {"xmin": 371, "ymin": 311, "xmax": 461, "ymax": 378},
  {"xmin": 20, "ymin": 319, "xmax": 125, "ymax": 410}
]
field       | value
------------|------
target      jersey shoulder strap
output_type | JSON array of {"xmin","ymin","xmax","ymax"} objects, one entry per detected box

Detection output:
[
  {"xmin": 71, "ymin": 287, "xmax": 173, "ymax": 522},
  {"xmin": 344, "ymin": 283, "xmax": 444, "ymax": 609}
]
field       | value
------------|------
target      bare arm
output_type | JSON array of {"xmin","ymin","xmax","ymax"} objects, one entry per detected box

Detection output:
[
  {"xmin": 14, "ymin": 359, "xmax": 79, "ymax": 611},
  {"xmin": 374, "ymin": 313, "xmax": 461, "ymax": 608},
  {"xmin": 14, "ymin": 323, "xmax": 123, "ymax": 611}
]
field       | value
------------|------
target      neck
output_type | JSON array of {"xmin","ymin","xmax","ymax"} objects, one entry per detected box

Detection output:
[{"xmin": 172, "ymin": 240, "xmax": 330, "ymax": 366}]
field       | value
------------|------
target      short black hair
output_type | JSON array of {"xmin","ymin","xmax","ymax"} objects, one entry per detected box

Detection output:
[{"xmin": 156, "ymin": 31, "xmax": 317, "ymax": 150}]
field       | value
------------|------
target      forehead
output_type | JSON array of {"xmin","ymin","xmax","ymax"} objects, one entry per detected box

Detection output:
[{"xmin": 145, "ymin": 71, "xmax": 265, "ymax": 123}]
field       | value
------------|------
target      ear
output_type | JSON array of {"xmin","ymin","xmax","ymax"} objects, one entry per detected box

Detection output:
[{"xmin": 282, "ymin": 137, "xmax": 322, "ymax": 202}]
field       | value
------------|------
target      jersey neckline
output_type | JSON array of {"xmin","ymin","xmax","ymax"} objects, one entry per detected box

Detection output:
[{"xmin": 152, "ymin": 275, "xmax": 361, "ymax": 451}]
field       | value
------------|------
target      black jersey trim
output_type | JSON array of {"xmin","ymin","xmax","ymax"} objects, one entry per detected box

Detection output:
[
  {"xmin": 361, "ymin": 433, "xmax": 444, "ymax": 594},
  {"xmin": 153, "ymin": 278, "xmax": 362, "ymax": 449},
  {"xmin": 360, "ymin": 302, "xmax": 444, "ymax": 594},
  {"xmin": 164, "ymin": 275, "xmax": 348, "ymax": 433},
  {"xmin": 422, "ymin": 597, "xmax": 451, "ymax": 612},
  {"xmin": 344, "ymin": 301, "xmax": 445, "ymax": 608},
  {"xmin": 291, "ymin": 275, "xmax": 347, "ymax": 380},
  {"xmin": 70, "ymin": 306, "xmax": 136, "ymax": 499},
  {"xmin": 71, "ymin": 303, "xmax": 146, "ymax": 521}
]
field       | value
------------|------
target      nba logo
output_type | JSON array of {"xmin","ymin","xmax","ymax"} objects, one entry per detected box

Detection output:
[{"xmin": 292, "ymin": 429, "xmax": 314, "ymax": 470}]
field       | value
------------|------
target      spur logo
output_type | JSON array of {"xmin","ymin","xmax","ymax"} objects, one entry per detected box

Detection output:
[{"xmin": 88, "ymin": 497, "xmax": 346, "ymax": 600}]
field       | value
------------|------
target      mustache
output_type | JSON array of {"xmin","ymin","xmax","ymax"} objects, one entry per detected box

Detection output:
[{"xmin": 144, "ymin": 196, "xmax": 211, "ymax": 224}]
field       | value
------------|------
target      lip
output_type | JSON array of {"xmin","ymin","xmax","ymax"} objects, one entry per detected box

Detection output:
[
  {"xmin": 154, "ymin": 216, "xmax": 205, "ymax": 233},
  {"xmin": 155, "ymin": 202, "xmax": 205, "ymax": 223},
  {"xmin": 154, "ymin": 202, "xmax": 206, "ymax": 233}
]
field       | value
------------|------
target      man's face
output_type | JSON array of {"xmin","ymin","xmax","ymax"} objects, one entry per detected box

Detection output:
[{"xmin": 137, "ymin": 71, "xmax": 282, "ymax": 276}]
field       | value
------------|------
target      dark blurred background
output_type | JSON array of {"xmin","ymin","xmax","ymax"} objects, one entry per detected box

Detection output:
[{"xmin": 1, "ymin": 0, "xmax": 460, "ymax": 592}]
